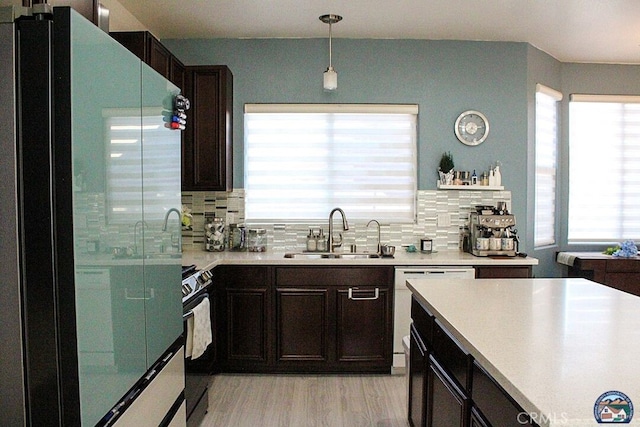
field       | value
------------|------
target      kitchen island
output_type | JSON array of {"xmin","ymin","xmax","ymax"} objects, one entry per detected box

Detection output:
[{"xmin": 406, "ymin": 277, "xmax": 640, "ymax": 426}]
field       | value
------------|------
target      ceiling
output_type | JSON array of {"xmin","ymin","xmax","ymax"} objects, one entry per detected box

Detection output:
[{"xmin": 116, "ymin": 0, "xmax": 640, "ymax": 64}]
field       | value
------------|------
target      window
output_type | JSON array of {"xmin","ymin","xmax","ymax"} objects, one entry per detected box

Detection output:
[
  {"xmin": 568, "ymin": 95, "xmax": 640, "ymax": 243},
  {"xmin": 244, "ymin": 104, "xmax": 418, "ymax": 222},
  {"xmin": 534, "ymin": 84, "xmax": 561, "ymax": 247}
]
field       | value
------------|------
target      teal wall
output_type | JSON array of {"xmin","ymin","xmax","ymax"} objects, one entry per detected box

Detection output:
[
  {"xmin": 167, "ymin": 38, "xmax": 528, "ymax": 188},
  {"xmin": 166, "ymin": 38, "xmax": 531, "ymax": 238}
]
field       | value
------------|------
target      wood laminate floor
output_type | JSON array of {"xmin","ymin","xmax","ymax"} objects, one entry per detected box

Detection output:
[{"xmin": 200, "ymin": 373, "xmax": 409, "ymax": 427}]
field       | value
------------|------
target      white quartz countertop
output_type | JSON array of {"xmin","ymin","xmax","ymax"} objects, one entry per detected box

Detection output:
[
  {"xmin": 182, "ymin": 249, "xmax": 538, "ymax": 271},
  {"xmin": 407, "ymin": 277, "xmax": 640, "ymax": 426}
]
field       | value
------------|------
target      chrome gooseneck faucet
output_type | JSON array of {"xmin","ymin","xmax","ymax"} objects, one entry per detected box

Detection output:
[
  {"xmin": 367, "ymin": 219, "xmax": 381, "ymax": 255},
  {"xmin": 162, "ymin": 208, "xmax": 182, "ymax": 252},
  {"xmin": 328, "ymin": 207, "xmax": 349, "ymax": 252}
]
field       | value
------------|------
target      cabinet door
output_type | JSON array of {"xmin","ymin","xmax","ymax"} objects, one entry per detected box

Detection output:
[
  {"xmin": 470, "ymin": 407, "xmax": 490, "ymax": 427},
  {"xmin": 430, "ymin": 357, "xmax": 468, "ymax": 427},
  {"xmin": 409, "ymin": 326, "xmax": 429, "ymax": 427},
  {"xmin": 276, "ymin": 288, "xmax": 329, "ymax": 362},
  {"xmin": 336, "ymin": 286, "xmax": 392, "ymax": 365},
  {"xmin": 148, "ymin": 36, "xmax": 171, "ymax": 78},
  {"xmin": 226, "ymin": 288, "xmax": 268, "ymax": 363},
  {"xmin": 218, "ymin": 266, "xmax": 270, "ymax": 368},
  {"xmin": 183, "ymin": 65, "xmax": 233, "ymax": 191},
  {"xmin": 170, "ymin": 56, "xmax": 186, "ymax": 90}
]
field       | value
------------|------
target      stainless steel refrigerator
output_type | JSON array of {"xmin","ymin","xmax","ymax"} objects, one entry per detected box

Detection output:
[{"xmin": 0, "ymin": 6, "xmax": 185, "ymax": 426}]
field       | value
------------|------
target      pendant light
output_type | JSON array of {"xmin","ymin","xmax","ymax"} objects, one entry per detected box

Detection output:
[{"xmin": 319, "ymin": 14, "xmax": 342, "ymax": 91}]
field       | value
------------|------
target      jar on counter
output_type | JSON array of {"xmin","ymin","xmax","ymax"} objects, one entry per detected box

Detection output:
[
  {"xmin": 228, "ymin": 223, "xmax": 246, "ymax": 251},
  {"xmin": 205, "ymin": 217, "xmax": 226, "ymax": 252},
  {"xmin": 248, "ymin": 228, "xmax": 267, "ymax": 252}
]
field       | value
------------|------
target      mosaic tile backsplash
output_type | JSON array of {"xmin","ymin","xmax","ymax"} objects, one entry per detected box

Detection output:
[{"xmin": 181, "ymin": 189, "xmax": 512, "ymax": 253}]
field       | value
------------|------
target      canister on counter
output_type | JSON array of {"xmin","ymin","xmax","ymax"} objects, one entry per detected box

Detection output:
[
  {"xmin": 205, "ymin": 217, "xmax": 226, "ymax": 251},
  {"xmin": 420, "ymin": 238, "xmax": 433, "ymax": 254},
  {"xmin": 229, "ymin": 223, "xmax": 246, "ymax": 251},
  {"xmin": 248, "ymin": 228, "xmax": 267, "ymax": 252}
]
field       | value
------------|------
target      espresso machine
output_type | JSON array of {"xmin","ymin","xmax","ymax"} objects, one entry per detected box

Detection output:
[{"xmin": 468, "ymin": 204, "xmax": 517, "ymax": 257}]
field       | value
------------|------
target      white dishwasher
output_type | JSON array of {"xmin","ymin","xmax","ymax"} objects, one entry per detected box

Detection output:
[{"xmin": 393, "ymin": 266, "xmax": 475, "ymax": 371}]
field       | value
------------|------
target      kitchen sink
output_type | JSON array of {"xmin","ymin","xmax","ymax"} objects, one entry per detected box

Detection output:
[{"xmin": 284, "ymin": 252, "xmax": 381, "ymax": 259}]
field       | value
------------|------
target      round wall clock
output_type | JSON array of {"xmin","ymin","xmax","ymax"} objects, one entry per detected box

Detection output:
[{"xmin": 454, "ymin": 110, "xmax": 489, "ymax": 146}]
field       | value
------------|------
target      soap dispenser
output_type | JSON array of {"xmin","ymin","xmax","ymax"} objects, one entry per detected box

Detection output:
[
  {"xmin": 317, "ymin": 229, "xmax": 327, "ymax": 252},
  {"xmin": 306, "ymin": 229, "xmax": 317, "ymax": 252}
]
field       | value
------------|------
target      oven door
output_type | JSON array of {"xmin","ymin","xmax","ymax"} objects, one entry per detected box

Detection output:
[{"xmin": 183, "ymin": 291, "xmax": 212, "ymax": 426}]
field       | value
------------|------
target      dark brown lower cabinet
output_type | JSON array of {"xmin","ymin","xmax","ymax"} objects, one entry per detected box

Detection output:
[
  {"xmin": 217, "ymin": 265, "xmax": 393, "ymax": 373},
  {"xmin": 275, "ymin": 266, "xmax": 393, "ymax": 372},
  {"xmin": 336, "ymin": 286, "xmax": 391, "ymax": 364},
  {"xmin": 470, "ymin": 407, "xmax": 490, "ymax": 427},
  {"xmin": 217, "ymin": 266, "xmax": 270, "ymax": 371},
  {"xmin": 409, "ymin": 326, "xmax": 428, "ymax": 427},
  {"xmin": 472, "ymin": 361, "xmax": 535, "ymax": 426},
  {"xmin": 409, "ymin": 296, "xmax": 537, "ymax": 427},
  {"xmin": 226, "ymin": 288, "xmax": 268, "ymax": 363},
  {"xmin": 276, "ymin": 288, "xmax": 328, "ymax": 362},
  {"xmin": 430, "ymin": 356, "xmax": 467, "ymax": 427}
]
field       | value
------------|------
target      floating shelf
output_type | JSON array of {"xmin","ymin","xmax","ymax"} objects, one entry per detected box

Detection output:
[{"xmin": 437, "ymin": 181, "xmax": 504, "ymax": 191}]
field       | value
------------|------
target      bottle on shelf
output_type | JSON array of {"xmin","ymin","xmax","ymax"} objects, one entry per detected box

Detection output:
[{"xmin": 494, "ymin": 165, "xmax": 502, "ymax": 187}]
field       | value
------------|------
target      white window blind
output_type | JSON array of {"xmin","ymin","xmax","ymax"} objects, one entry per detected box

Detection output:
[
  {"xmin": 244, "ymin": 104, "xmax": 418, "ymax": 222},
  {"xmin": 534, "ymin": 84, "xmax": 561, "ymax": 247},
  {"xmin": 568, "ymin": 94, "xmax": 640, "ymax": 243}
]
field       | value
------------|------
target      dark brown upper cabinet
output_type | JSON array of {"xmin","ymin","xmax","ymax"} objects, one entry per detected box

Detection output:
[
  {"xmin": 109, "ymin": 31, "xmax": 185, "ymax": 89},
  {"xmin": 182, "ymin": 65, "xmax": 233, "ymax": 192}
]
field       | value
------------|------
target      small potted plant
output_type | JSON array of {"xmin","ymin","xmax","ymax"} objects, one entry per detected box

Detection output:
[{"xmin": 438, "ymin": 151, "xmax": 455, "ymax": 185}]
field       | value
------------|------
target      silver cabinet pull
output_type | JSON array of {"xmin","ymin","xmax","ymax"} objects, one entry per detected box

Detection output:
[{"xmin": 348, "ymin": 287, "xmax": 379, "ymax": 301}]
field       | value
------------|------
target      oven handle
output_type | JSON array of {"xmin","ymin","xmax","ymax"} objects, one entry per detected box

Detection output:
[{"xmin": 183, "ymin": 293, "xmax": 209, "ymax": 320}]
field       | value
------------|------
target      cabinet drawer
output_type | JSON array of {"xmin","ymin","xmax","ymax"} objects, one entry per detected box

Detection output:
[
  {"xmin": 472, "ymin": 361, "xmax": 534, "ymax": 426},
  {"xmin": 432, "ymin": 319, "xmax": 472, "ymax": 395},
  {"xmin": 411, "ymin": 296, "xmax": 434, "ymax": 348},
  {"xmin": 275, "ymin": 267, "xmax": 392, "ymax": 288},
  {"xmin": 475, "ymin": 266, "xmax": 531, "ymax": 278}
]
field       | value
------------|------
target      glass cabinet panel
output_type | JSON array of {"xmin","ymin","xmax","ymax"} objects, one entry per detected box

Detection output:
[
  {"xmin": 69, "ymin": 10, "xmax": 145, "ymax": 424},
  {"xmin": 141, "ymin": 62, "xmax": 182, "ymax": 364}
]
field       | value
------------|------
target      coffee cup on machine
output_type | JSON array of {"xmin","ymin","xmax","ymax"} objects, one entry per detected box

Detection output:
[
  {"xmin": 489, "ymin": 237, "xmax": 501, "ymax": 251},
  {"xmin": 501, "ymin": 238, "xmax": 515, "ymax": 250},
  {"xmin": 476, "ymin": 238, "xmax": 489, "ymax": 250}
]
